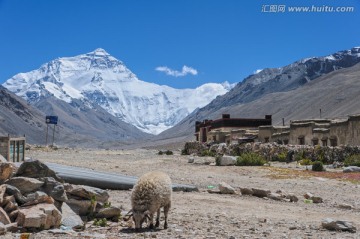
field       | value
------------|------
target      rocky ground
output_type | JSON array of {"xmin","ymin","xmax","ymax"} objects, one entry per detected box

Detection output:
[{"xmin": 4, "ymin": 147, "xmax": 360, "ymax": 238}]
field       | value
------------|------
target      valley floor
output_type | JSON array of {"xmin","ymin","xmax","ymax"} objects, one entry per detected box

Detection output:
[{"xmin": 5, "ymin": 148, "xmax": 360, "ymax": 238}]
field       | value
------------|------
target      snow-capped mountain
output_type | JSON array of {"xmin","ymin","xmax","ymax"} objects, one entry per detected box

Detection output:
[{"xmin": 3, "ymin": 49, "xmax": 232, "ymax": 134}]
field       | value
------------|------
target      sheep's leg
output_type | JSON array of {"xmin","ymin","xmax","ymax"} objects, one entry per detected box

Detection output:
[
  {"xmin": 155, "ymin": 208, "xmax": 160, "ymax": 227},
  {"xmin": 163, "ymin": 203, "xmax": 170, "ymax": 229},
  {"xmin": 149, "ymin": 214, "xmax": 155, "ymax": 229}
]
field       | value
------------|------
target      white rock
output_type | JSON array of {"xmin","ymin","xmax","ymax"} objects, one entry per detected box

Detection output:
[
  {"xmin": 218, "ymin": 182, "xmax": 236, "ymax": 194},
  {"xmin": 218, "ymin": 156, "xmax": 237, "ymax": 166}
]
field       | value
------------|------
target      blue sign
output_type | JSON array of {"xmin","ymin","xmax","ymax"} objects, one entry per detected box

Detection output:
[{"xmin": 46, "ymin": 116, "xmax": 58, "ymax": 125}]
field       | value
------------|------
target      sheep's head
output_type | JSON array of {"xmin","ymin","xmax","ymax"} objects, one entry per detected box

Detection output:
[
  {"xmin": 133, "ymin": 210, "xmax": 150, "ymax": 230},
  {"xmin": 124, "ymin": 209, "xmax": 150, "ymax": 231}
]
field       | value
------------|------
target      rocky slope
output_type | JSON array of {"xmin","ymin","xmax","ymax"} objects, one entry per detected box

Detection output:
[
  {"xmin": 0, "ymin": 86, "xmax": 148, "ymax": 146},
  {"xmin": 0, "ymin": 85, "xmax": 46, "ymax": 143}
]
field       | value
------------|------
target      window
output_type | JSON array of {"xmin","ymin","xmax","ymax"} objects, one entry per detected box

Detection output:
[
  {"xmin": 283, "ymin": 139, "xmax": 289, "ymax": 145},
  {"xmin": 264, "ymin": 137, "xmax": 269, "ymax": 143},
  {"xmin": 330, "ymin": 136, "xmax": 337, "ymax": 147},
  {"xmin": 322, "ymin": 139, "xmax": 327, "ymax": 146},
  {"xmin": 298, "ymin": 136, "xmax": 305, "ymax": 145},
  {"xmin": 312, "ymin": 138, "xmax": 319, "ymax": 146}
]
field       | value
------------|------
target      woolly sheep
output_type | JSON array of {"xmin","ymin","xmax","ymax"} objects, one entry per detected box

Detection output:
[{"xmin": 128, "ymin": 171, "xmax": 172, "ymax": 230}]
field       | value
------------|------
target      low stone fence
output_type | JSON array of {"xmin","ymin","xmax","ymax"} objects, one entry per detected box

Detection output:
[{"xmin": 183, "ymin": 141, "xmax": 360, "ymax": 164}]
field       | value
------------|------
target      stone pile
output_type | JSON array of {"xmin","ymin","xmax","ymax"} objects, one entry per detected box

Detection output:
[{"xmin": 0, "ymin": 159, "xmax": 121, "ymax": 235}]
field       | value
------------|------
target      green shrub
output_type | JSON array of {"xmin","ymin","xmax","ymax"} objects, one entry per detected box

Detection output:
[
  {"xmin": 299, "ymin": 158, "xmax": 312, "ymax": 166},
  {"xmin": 158, "ymin": 151, "xmax": 164, "ymax": 155},
  {"xmin": 199, "ymin": 150, "xmax": 216, "ymax": 157},
  {"xmin": 165, "ymin": 150, "xmax": 173, "ymax": 155},
  {"xmin": 93, "ymin": 218, "xmax": 108, "ymax": 227},
  {"xmin": 312, "ymin": 161, "xmax": 324, "ymax": 171},
  {"xmin": 344, "ymin": 154, "xmax": 360, "ymax": 167},
  {"xmin": 271, "ymin": 151, "xmax": 287, "ymax": 162},
  {"xmin": 294, "ymin": 150, "xmax": 306, "ymax": 162},
  {"xmin": 215, "ymin": 155, "xmax": 221, "ymax": 166},
  {"xmin": 181, "ymin": 149, "xmax": 189, "ymax": 155},
  {"xmin": 103, "ymin": 202, "xmax": 111, "ymax": 208},
  {"xmin": 236, "ymin": 152, "xmax": 266, "ymax": 166}
]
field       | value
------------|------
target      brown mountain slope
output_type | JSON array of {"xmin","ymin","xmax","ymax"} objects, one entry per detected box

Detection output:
[{"xmin": 156, "ymin": 62, "xmax": 360, "ymax": 141}]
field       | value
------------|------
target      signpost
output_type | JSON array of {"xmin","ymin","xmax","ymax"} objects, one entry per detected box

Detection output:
[{"xmin": 45, "ymin": 116, "xmax": 58, "ymax": 146}]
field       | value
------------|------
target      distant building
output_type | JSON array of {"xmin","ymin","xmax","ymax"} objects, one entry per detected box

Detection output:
[
  {"xmin": 258, "ymin": 114, "xmax": 360, "ymax": 146},
  {"xmin": 195, "ymin": 114, "xmax": 272, "ymax": 144},
  {"xmin": 0, "ymin": 135, "xmax": 26, "ymax": 162}
]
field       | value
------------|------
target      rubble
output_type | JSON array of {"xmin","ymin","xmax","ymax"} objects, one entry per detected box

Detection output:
[{"xmin": 0, "ymin": 159, "xmax": 122, "ymax": 235}]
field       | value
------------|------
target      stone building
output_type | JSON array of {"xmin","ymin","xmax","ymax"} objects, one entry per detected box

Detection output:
[
  {"xmin": 258, "ymin": 114, "xmax": 360, "ymax": 146},
  {"xmin": 195, "ymin": 114, "xmax": 272, "ymax": 144}
]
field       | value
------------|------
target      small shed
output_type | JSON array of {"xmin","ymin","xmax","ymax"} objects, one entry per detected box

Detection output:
[{"xmin": 0, "ymin": 135, "xmax": 26, "ymax": 162}]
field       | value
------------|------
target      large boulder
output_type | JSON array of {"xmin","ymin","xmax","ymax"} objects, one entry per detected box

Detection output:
[
  {"xmin": 0, "ymin": 207, "xmax": 11, "ymax": 225},
  {"xmin": 16, "ymin": 203, "xmax": 62, "ymax": 229},
  {"xmin": 0, "ymin": 162, "xmax": 14, "ymax": 183},
  {"xmin": 95, "ymin": 206, "xmax": 121, "ymax": 219},
  {"xmin": 22, "ymin": 191, "xmax": 54, "ymax": 207},
  {"xmin": 40, "ymin": 177, "xmax": 67, "ymax": 202},
  {"xmin": 217, "ymin": 155, "xmax": 237, "ymax": 166},
  {"xmin": 2, "ymin": 196, "xmax": 18, "ymax": 213},
  {"xmin": 16, "ymin": 159, "xmax": 63, "ymax": 182},
  {"xmin": 61, "ymin": 202, "xmax": 83, "ymax": 228},
  {"xmin": 66, "ymin": 198, "xmax": 96, "ymax": 216},
  {"xmin": 5, "ymin": 177, "xmax": 44, "ymax": 194},
  {"xmin": 67, "ymin": 185, "xmax": 109, "ymax": 203},
  {"xmin": 5, "ymin": 185, "xmax": 27, "ymax": 204}
]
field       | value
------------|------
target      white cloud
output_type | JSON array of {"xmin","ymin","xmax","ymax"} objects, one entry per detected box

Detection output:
[{"xmin": 155, "ymin": 65, "xmax": 198, "ymax": 77}]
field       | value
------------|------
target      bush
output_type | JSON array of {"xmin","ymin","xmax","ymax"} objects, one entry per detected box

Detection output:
[
  {"xmin": 271, "ymin": 151, "xmax": 287, "ymax": 162},
  {"xmin": 294, "ymin": 150, "xmax": 307, "ymax": 162},
  {"xmin": 215, "ymin": 155, "xmax": 221, "ymax": 166},
  {"xmin": 158, "ymin": 150, "xmax": 173, "ymax": 155},
  {"xmin": 312, "ymin": 161, "xmax": 324, "ymax": 171},
  {"xmin": 344, "ymin": 154, "xmax": 360, "ymax": 167},
  {"xmin": 165, "ymin": 150, "xmax": 173, "ymax": 155},
  {"xmin": 299, "ymin": 158, "xmax": 312, "ymax": 166},
  {"xmin": 93, "ymin": 218, "xmax": 108, "ymax": 227},
  {"xmin": 199, "ymin": 150, "xmax": 216, "ymax": 157},
  {"xmin": 236, "ymin": 152, "xmax": 266, "ymax": 166},
  {"xmin": 181, "ymin": 149, "xmax": 189, "ymax": 155}
]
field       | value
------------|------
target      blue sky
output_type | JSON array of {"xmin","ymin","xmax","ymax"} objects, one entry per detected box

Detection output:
[{"xmin": 0, "ymin": 0, "xmax": 359, "ymax": 89}]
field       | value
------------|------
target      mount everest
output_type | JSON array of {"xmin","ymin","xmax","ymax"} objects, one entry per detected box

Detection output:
[{"xmin": 3, "ymin": 48, "xmax": 233, "ymax": 134}]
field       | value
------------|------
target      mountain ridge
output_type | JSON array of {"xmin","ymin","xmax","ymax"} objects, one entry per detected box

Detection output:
[
  {"xmin": 156, "ymin": 46, "xmax": 360, "ymax": 141},
  {"xmin": 3, "ymin": 49, "xmax": 232, "ymax": 134}
]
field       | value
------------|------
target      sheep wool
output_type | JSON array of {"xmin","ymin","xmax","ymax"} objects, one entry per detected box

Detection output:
[{"xmin": 131, "ymin": 171, "xmax": 172, "ymax": 230}]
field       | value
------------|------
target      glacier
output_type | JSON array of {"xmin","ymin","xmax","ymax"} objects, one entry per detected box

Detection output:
[{"xmin": 3, "ymin": 48, "xmax": 232, "ymax": 134}]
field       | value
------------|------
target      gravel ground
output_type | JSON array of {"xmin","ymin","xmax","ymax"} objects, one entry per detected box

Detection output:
[{"xmin": 4, "ymin": 148, "xmax": 360, "ymax": 238}]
